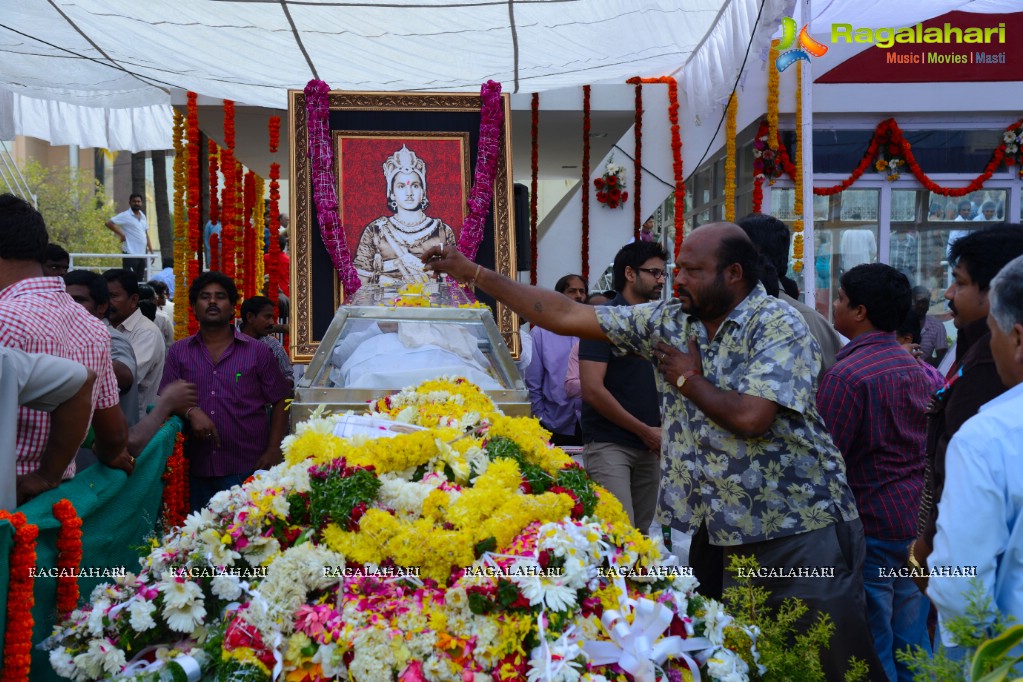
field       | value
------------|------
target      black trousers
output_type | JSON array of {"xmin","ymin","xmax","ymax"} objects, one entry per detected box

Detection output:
[
  {"xmin": 122, "ymin": 256, "xmax": 147, "ymax": 281},
  {"xmin": 690, "ymin": 518, "xmax": 886, "ymax": 682}
]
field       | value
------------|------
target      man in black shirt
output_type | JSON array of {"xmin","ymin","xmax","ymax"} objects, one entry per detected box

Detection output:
[{"xmin": 579, "ymin": 241, "xmax": 666, "ymax": 532}]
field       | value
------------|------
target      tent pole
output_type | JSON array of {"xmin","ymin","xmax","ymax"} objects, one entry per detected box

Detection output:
[{"xmin": 801, "ymin": 0, "xmax": 817, "ymax": 308}]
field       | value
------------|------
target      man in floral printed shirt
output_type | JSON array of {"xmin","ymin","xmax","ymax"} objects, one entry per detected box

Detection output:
[{"xmin": 422, "ymin": 223, "xmax": 884, "ymax": 681}]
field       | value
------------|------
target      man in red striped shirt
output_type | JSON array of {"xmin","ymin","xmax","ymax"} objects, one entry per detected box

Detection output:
[
  {"xmin": 817, "ymin": 263, "xmax": 933, "ymax": 681},
  {"xmin": 0, "ymin": 193, "xmax": 129, "ymax": 499},
  {"xmin": 159, "ymin": 271, "xmax": 291, "ymax": 512}
]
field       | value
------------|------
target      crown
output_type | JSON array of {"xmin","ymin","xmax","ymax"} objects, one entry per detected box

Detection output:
[{"xmin": 383, "ymin": 145, "xmax": 427, "ymax": 196}]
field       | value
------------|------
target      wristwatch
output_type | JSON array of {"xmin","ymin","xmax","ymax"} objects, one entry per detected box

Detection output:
[{"xmin": 676, "ymin": 369, "xmax": 700, "ymax": 389}]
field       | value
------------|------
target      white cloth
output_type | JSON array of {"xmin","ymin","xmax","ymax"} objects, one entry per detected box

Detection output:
[
  {"xmin": 1, "ymin": 348, "xmax": 89, "ymax": 511},
  {"xmin": 109, "ymin": 209, "xmax": 148, "ymax": 255},
  {"xmin": 116, "ymin": 308, "xmax": 165, "ymax": 420},
  {"xmin": 839, "ymin": 229, "xmax": 877, "ymax": 272},
  {"xmin": 929, "ymin": 381, "xmax": 1023, "ymax": 648},
  {"xmin": 329, "ymin": 322, "xmax": 501, "ymax": 391},
  {"xmin": 155, "ymin": 310, "xmax": 174, "ymax": 349}
]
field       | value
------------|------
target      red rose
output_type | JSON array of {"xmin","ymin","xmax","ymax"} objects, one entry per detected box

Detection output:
[
  {"xmin": 621, "ymin": 191, "xmax": 629, "ymax": 203},
  {"xmin": 594, "ymin": 178, "xmax": 605, "ymax": 189},
  {"xmin": 610, "ymin": 188, "xmax": 621, "ymax": 200},
  {"xmin": 1006, "ymin": 156, "xmax": 1016, "ymax": 166},
  {"xmin": 606, "ymin": 175, "xmax": 617, "ymax": 187},
  {"xmin": 596, "ymin": 191, "xmax": 607, "ymax": 203}
]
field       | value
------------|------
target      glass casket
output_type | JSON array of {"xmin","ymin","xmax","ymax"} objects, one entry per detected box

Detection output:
[{"xmin": 292, "ymin": 281, "xmax": 529, "ymax": 424}]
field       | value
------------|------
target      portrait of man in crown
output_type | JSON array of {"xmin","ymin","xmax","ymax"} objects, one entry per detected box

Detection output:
[{"xmin": 342, "ymin": 137, "xmax": 469, "ymax": 286}]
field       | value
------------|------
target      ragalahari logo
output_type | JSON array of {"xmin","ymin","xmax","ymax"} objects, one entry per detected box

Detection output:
[{"xmin": 775, "ymin": 17, "xmax": 829, "ymax": 71}]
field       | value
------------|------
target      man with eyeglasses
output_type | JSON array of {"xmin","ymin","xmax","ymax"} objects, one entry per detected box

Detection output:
[
  {"xmin": 421, "ymin": 223, "xmax": 884, "ymax": 681},
  {"xmin": 579, "ymin": 242, "xmax": 666, "ymax": 534}
]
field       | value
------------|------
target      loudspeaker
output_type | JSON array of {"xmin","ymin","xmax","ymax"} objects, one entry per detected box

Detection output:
[{"xmin": 513, "ymin": 183, "xmax": 531, "ymax": 271}]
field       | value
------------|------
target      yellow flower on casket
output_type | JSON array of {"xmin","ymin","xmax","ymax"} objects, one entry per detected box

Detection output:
[
  {"xmin": 283, "ymin": 429, "xmax": 346, "ymax": 467},
  {"xmin": 593, "ymin": 486, "xmax": 632, "ymax": 529},
  {"xmin": 485, "ymin": 416, "xmax": 573, "ymax": 474},
  {"xmin": 345, "ymin": 430, "xmax": 441, "ymax": 473},
  {"xmin": 223, "ymin": 647, "xmax": 271, "ymax": 676}
]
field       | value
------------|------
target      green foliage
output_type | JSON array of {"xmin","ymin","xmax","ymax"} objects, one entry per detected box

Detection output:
[
  {"xmin": 899, "ymin": 581, "xmax": 1022, "ymax": 681},
  {"xmin": 485, "ymin": 436, "xmax": 551, "ymax": 493},
  {"xmin": 307, "ymin": 467, "xmax": 381, "ymax": 530},
  {"xmin": 554, "ymin": 466, "xmax": 599, "ymax": 516},
  {"xmin": 722, "ymin": 555, "xmax": 868, "ymax": 682},
  {"xmin": 1, "ymin": 160, "xmax": 120, "ymax": 259}
]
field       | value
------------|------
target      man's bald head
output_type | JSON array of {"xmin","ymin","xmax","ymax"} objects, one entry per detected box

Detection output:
[{"xmin": 681, "ymin": 223, "xmax": 760, "ymax": 292}]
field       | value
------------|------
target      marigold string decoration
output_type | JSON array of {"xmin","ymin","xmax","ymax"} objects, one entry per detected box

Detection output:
[
  {"xmin": 161, "ymin": 433, "xmax": 189, "ymax": 529},
  {"xmin": 209, "ymin": 233, "xmax": 221, "ymax": 272},
  {"xmin": 304, "ymin": 80, "xmax": 361, "ymax": 298},
  {"xmin": 633, "ymin": 81, "xmax": 643, "ymax": 240},
  {"xmin": 220, "ymin": 148, "xmax": 235, "ymax": 282},
  {"xmin": 0, "ymin": 510, "xmax": 38, "ymax": 681},
  {"xmin": 255, "ymin": 175, "xmax": 266, "ymax": 290},
  {"xmin": 581, "ymin": 84, "xmax": 591, "ymax": 283},
  {"xmin": 53, "ymin": 498, "xmax": 84, "ymax": 617},
  {"xmin": 791, "ymin": 62, "xmax": 805, "ymax": 274},
  {"xmin": 724, "ymin": 93, "xmax": 738, "ymax": 223},
  {"xmin": 767, "ymin": 40, "xmax": 780, "ymax": 152},
  {"xmin": 530, "ymin": 92, "xmax": 539, "ymax": 286},
  {"xmin": 208, "ymin": 139, "xmax": 220, "ymax": 229},
  {"xmin": 172, "ymin": 110, "xmax": 189, "ymax": 338},
  {"xmin": 186, "ymin": 93, "xmax": 201, "ymax": 335},
  {"xmin": 629, "ymin": 77, "xmax": 684, "ymax": 259},
  {"xmin": 268, "ymin": 161, "xmax": 282, "ymax": 320},
  {"xmin": 268, "ymin": 116, "xmax": 281, "ymax": 154},
  {"xmin": 234, "ymin": 161, "xmax": 244, "ymax": 303},
  {"xmin": 243, "ymin": 170, "xmax": 257, "ymax": 300},
  {"xmin": 456, "ymin": 80, "xmax": 505, "ymax": 263}
]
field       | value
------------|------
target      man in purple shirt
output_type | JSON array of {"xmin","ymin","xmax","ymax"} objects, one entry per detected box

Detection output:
[
  {"xmin": 524, "ymin": 274, "xmax": 586, "ymax": 446},
  {"xmin": 159, "ymin": 271, "xmax": 291, "ymax": 511},
  {"xmin": 817, "ymin": 263, "xmax": 932, "ymax": 682}
]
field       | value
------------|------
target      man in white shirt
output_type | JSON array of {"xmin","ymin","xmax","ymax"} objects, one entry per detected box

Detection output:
[
  {"xmin": 105, "ymin": 193, "xmax": 152, "ymax": 280},
  {"xmin": 103, "ymin": 268, "xmax": 165, "ymax": 421},
  {"xmin": 929, "ymin": 253, "xmax": 1023, "ymax": 656}
]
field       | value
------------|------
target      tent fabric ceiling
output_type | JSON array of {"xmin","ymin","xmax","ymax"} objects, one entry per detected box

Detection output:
[{"xmin": 0, "ymin": 0, "xmax": 1018, "ymax": 152}]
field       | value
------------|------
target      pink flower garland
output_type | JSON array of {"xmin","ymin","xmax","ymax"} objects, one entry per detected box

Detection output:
[
  {"xmin": 457, "ymin": 80, "xmax": 505, "ymax": 261},
  {"xmin": 304, "ymin": 79, "xmax": 362, "ymax": 297}
]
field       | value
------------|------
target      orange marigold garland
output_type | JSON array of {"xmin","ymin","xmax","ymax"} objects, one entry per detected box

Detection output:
[
  {"xmin": 255, "ymin": 175, "xmax": 266, "ymax": 289},
  {"xmin": 581, "ymin": 85, "xmax": 591, "ymax": 283},
  {"xmin": 633, "ymin": 81, "xmax": 643, "ymax": 240},
  {"xmin": 0, "ymin": 510, "xmax": 38, "ymax": 681},
  {"xmin": 208, "ymin": 139, "xmax": 220, "ymax": 225},
  {"xmin": 186, "ymin": 93, "xmax": 201, "ymax": 335},
  {"xmin": 161, "ymin": 433, "xmax": 189, "ymax": 529},
  {"xmin": 629, "ymin": 77, "xmax": 684, "ymax": 258},
  {"xmin": 172, "ymin": 110, "xmax": 189, "ymax": 339},
  {"xmin": 791, "ymin": 62, "xmax": 804, "ymax": 274},
  {"xmin": 52, "ymin": 499, "xmax": 83, "ymax": 617},
  {"xmin": 268, "ymin": 162, "xmax": 282, "ymax": 320},
  {"xmin": 234, "ymin": 161, "xmax": 244, "ymax": 300},
  {"xmin": 530, "ymin": 93, "xmax": 539, "ymax": 286},
  {"xmin": 268, "ymin": 115, "xmax": 281, "ymax": 154}
]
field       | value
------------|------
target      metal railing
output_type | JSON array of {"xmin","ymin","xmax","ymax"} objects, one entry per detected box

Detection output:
[
  {"xmin": 68, "ymin": 252, "xmax": 161, "ymax": 281},
  {"xmin": 0, "ymin": 140, "xmax": 36, "ymax": 206}
]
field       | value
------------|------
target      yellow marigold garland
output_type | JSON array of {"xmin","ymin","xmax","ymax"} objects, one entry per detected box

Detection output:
[
  {"xmin": 792, "ymin": 61, "xmax": 805, "ymax": 273},
  {"xmin": 171, "ymin": 110, "xmax": 189, "ymax": 338},
  {"xmin": 767, "ymin": 40, "xmax": 780, "ymax": 152},
  {"xmin": 724, "ymin": 93, "xmax": 738, "ymax": 223}
]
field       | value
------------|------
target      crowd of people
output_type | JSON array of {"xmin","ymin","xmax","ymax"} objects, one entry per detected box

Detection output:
[
  {"xmin": 1, "ymin": 193, "xmax": 293, "ymax": 515},
  {"xmin": 5, "ymin": 183, "xmax": 1023, "ymax": 678},
  {"xmin": 425, "ymin": 217, "xmax": 1023, "ymax": 681}
]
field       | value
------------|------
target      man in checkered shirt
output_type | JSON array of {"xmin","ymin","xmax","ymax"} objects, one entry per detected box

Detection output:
[{"xmin": 0, "ymin": 193, "xmax": 129, "ymax": 500}]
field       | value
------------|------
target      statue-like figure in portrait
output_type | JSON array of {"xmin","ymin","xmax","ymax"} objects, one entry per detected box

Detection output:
[{"xmin": 353, "ymin": 145, "xmax": 457, "ymax": 285}]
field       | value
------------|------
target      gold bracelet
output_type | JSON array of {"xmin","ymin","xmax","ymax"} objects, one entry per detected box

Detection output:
[
  {"xmin": 185, "ymin": 406, "xmax": 198, "ymax": 420},
  {"xmin": 467, "ymin": 263, "xmax": 482, "ymax": 288},
  {"xmin": 906, "ymin": 539, "xmax": 923, "ymax": 570}
]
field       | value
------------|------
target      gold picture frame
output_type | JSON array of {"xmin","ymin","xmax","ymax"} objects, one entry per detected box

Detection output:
[{"xmin": 288, "ymin": 90, "xmax": 518, "ymax": 363}]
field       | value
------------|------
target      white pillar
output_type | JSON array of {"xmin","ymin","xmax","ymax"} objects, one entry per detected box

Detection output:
[{"xmin": 800, "ymin": 0, "xmax": 816, "ymax": 306}]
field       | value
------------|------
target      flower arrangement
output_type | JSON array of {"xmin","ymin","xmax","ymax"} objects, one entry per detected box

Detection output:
[
  {"xmin": 162, "ymin": 433, "xmax": 190, "ymax": 530},
  {"xmin": 456, "ymin": 80, "xmax": 504, "ymax": 262},
  {"xmin": 594, "ymin": 159, "xmax": 629, "ymax": 209},
  {"xmin": 45, "ymin": 379, "xmax": 759, "ymax": 682},
  {"xmin": 1002, "ymin": 123, "xmax": 1023, "ymax": 177},
  {"xmin": 873, "ymin": 119, "xmax": 906, "ymax": 181},
  {"xmin": 752, "ymin": 121, "xmax": 782, "ymax": 186}
]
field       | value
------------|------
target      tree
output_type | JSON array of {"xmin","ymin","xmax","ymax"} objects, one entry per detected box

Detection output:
[
  {"xmin": 1, "ymin": 160, "xmax": 120, "ymax": 261},
  {"xmin": 151, "ymin": 150, "xmax": 173, "ymax": 264},
  {"xmin": 131, "ymin": 152, "xmax": 146, "ymax": 198}
]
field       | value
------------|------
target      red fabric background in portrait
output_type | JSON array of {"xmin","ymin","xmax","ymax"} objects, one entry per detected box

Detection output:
[{"xmin": 338, "ymin": 135, "xmax": 467, "ymax": 255}]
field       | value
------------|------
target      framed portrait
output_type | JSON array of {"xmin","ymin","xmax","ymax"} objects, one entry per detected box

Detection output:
[{"xmin": 288, "ymin": 90, "xmax": 518, "ymax": 363}]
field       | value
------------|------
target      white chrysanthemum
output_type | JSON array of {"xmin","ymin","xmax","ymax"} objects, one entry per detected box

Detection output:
[
  {"xmin": 257, "ymin": 543, "xmax": 346, "ymax": 635},
  {"xmin": 164, "ymin": 600, "xmax": 207, "ymax": 633},
  {"xmin": 73, "ymin": 638, "xmax": 126, "ymax": 678},
  {"xmin": 242, "ymin": 536, "xmax": 280, "ymax": 566},
  {"xmin": 86, "ymin": 604, "xmax": 108, "ymax": 637},
  {"xmin": 464, "ymin": 446, "xmax": 490, "ymax": 480},
  {"xmin": 376, "ymin": 475, "xmax": 440, "ymax": 520},
  {"xmin": 671, "ymin": 571, "xmax": 700, "ymax": 597},
  {"xmin": 701, "ymin": 599, "xmax": 733, "ymax": 647},
  {"xmin": 511, "ymin": 559, "xmax": 577, "ymax": 612},
  {"xmin": 278, "ymin": 463, "xmax": 312, "ymax": 495},
  {"xmin": 312, "ymin": 642, "xmax": 347, "ymax": 679},
  {"xmin": 159, "ymin": 578, "xmax": 204, "ymax": 609},
  {"xmin": 198, "ymin": 528, "xmax": 241, "ymax": 567},
  {"xmin": 128, "ymin": 598, "xmax": 157, "ymax": 631},
  {"xmin": 444, "ymin": 586, "xmax": 469, "ymax": 611},
  {"xmin": 526, "ymin": 632, "xmax": 586, "ymax": 682},
  {"xmin": 349, "ymin": 628, "xmax": 395, "ymax": 681},
  {"xmin": 706, "ymin": 647, "xmax": 750, "ymax": 682},
  {"xmin": 181, "ymin": 508, "xmax": 216, "ymax": 536},
  {"xmin": 49, "ymin": 647, "xmax": 76, "ymax": 678},
  {"xmin": 211, "ymin": 573, "xmax": 244, "ymax": 601}
]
